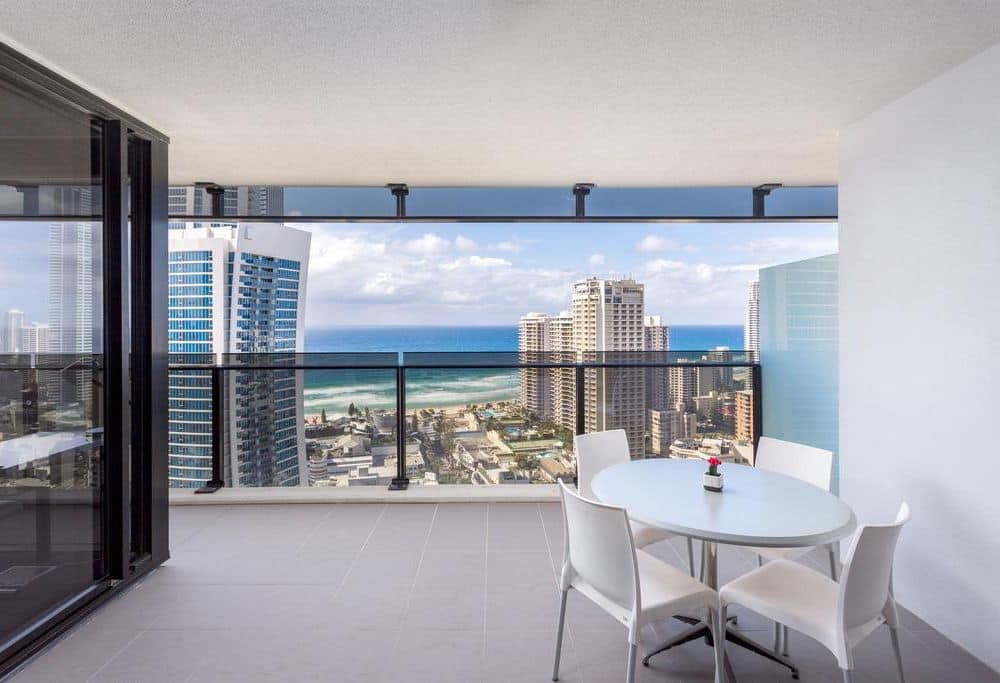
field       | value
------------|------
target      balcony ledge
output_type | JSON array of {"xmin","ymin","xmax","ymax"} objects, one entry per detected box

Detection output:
[{"xmin": 169, "ymin": 484, "xmax": 560, "ymax": 505}]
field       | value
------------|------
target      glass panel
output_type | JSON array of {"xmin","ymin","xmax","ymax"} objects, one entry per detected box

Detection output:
[
  {"xmin": 760, "ymin": 253, "xmax": 839, "ymax": 487},
  {"xmin": 764, "ymin": 186, "xmax": 838, "ymax": 217},
  {"xmin": 0, "ymin": 81, "xmax": 102, "ymax": 218},
  {"xmin": 587, "ymin": 187, "xmax": 753, "ymax": 217},
  {"xmin": 405, "ymin": 187, "xmax": 574, "ymax": 216},
  {"xmin": 0, "ymin": 78, "xmax": 105, "ymax": 645}
]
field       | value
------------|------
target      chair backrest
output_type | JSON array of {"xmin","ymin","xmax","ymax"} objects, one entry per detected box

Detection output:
[
  {"xmin": 559, "ymin": 480, "xmax": 639, "ymax": 612},
  {"xmin": 755, "ymin": 436, "xmax": 833, "ymax": 491},
  {"xmin": 838, "ymin": 502, "xmax": 910, "ymax": 630},
  {"xmin": 575, "ymin": 429, "xmax": 630, "ymax": 499}
]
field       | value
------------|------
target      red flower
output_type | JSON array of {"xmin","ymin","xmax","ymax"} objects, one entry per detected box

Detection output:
[{"xmin": 708, "ymin": 457, "xmax": 722, "ymax": 468}]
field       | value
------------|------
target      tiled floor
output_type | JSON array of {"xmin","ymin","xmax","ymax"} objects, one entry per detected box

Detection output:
[{"xmin": 8, "ymin": 503, "xmax": 998, "ymax": 682}]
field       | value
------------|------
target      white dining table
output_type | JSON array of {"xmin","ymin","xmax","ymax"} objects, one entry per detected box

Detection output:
[{"xmin": 591, "ymin": 458, "xmax": 857, "ymax": 681}]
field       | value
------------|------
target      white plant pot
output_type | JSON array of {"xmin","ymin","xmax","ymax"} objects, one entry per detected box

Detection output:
[{"xmin": 703, "ymin": 472, "xmax": 724, "ymax": 492}]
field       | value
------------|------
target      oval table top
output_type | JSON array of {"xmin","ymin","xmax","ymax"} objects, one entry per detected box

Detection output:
[{"xmin": 591, "ymin": 459, "xmax": 856, "ymax": 548}]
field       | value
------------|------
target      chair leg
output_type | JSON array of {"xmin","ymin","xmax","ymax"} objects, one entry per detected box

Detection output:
[
  {"xmin": 782, "ymin": 624, "xmax": 790, "ymax": 656},
  {"xmin": 713, "ymin": 606, "xmax": 727, "ymax": 683},
  {"xmin": 828, "ymin": 544, "xmax": 839, "ymax": 580},
  {"xmin": 889, "ymin": 626, "xmax": 906, "ymax": 683},
  {"xmin": 841, "ymin": 668, "xmax": 854, "ymax": 683},
  {"xmin": 687, "ymin": 537, "xmax": 696, "ymax": 578},
  {"xmin": 626, "ymin": 642, "xmax": 638, "ymax": 683},
  {"xmin": 773, "ymin": 621, "xmax": 782, "ymax": 652},
  {"xmin": 552, "ymin": 589, "xmax": 568, "ymax": 681}
]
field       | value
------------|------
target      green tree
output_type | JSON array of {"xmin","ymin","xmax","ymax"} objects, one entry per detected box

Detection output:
[
  {"xmin": 320, "ymin": 408, "xmax": 328, "ymax": 424},
  {"xmin": 348, "ymin": 402, "xmax": 356, "ymax": 417}
]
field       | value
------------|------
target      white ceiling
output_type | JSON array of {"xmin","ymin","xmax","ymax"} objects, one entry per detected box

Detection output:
[{"xmin": 3, "ymin": 1, "xmax": 999, "ymax": 187}]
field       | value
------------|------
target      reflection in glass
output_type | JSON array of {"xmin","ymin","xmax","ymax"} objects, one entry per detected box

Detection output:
[{"xmin": 0, "ymin": 76, "xmax": 104, "ymax": 646}]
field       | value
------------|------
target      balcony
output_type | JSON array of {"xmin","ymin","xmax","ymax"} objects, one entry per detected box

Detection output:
[{"xmin": 9, "ymin": 501, "xmax": 996, "ymax": 682}]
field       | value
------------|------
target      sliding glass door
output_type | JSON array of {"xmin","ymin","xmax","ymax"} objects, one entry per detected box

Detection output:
[{"xmin": 0, "ymin": 76, "xmax": 107, "ymax": 647}]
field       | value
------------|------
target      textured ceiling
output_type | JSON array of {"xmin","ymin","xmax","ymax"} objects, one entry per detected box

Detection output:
[{"xmin": 3, "ymin": 1, "xmax": 999, "ymax": 186}]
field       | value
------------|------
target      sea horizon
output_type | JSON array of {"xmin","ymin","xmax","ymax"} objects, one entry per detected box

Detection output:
[{"xmin": 301, "ymin": 324, "xmax": 746, "ymax": 419}]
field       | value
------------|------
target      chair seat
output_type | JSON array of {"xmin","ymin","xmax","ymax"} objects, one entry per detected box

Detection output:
[
  {"xmin": 571, "ymin": 549, "xmax": 716, "ymax": 629},
  {"xmin": 720, "ymin": 559, "xmax": 883, "ymax": 654},
  {"xmin": 635, "ymin": 550, "xmax": 716, "ymax": 624},
  {"xmin": 630, "ymin": 519, "xmax": 674, "ymax": 548}
]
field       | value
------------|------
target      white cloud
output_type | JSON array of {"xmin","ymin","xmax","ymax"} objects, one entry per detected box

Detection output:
[
  {"xmin": 296, "ymin": 224, "xmax": 581, "ymax": 326},
  {"xmin": 454, "ymin": 234, "xmax": 477, "ymax": 251},
  {"xmin": 636, "ymin": 234, "xmax": 678, "ymax": 253},
  {"xmin": 489, "ymin": 239, "xmax": 527, "ymax": 253},
  {"xmin": 742, "ymin": 236, "xmax": 838, "ymax": 256},
  {"xmin": 589, "ymin": 253, "xmax": 605, "ymax": 266},
  {"xmin": 404, "ymin": 232, "xmax": 452, "ymax": 255}
]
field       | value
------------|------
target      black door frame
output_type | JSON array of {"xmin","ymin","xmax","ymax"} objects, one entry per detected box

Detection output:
[{"xmin": 0, "ymin": 42, "xmax": 169, "ymax": 677}]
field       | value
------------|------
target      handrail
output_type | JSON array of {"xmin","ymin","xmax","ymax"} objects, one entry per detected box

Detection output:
[{"xmin": 161, "ymin": 352, "xmax": 761, "ymax": 493}]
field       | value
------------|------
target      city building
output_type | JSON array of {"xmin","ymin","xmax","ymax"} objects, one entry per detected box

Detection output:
[
  {"xmin": 735, "ymin": 389, "xmax": 755, "ymax": 443},
  {"xmin": 518, "ymin": 312, "xmax": 552, "ymax": 418},
  {"xmin": 745, "ymin": 279, "xmax": 760, "ymax": 357},
  {"xmin": 1, "ymin": 309, "xmax": 24, "ymax": 352},
  {"xmin": 649, "ymin": 408, "xmax": 679, "ymax": 456},
  {"xmin": 20, "ymin": 322, "xmax": 49, "ymax": 353},
  {"xmin": 669, "ymin": 361, "xmax": 697, "ymax": 411},
  {"xmin": 167, "ymin": 223, "xmax": 311, "ymax": 488},
  {"xmin": 47, "ymin": 216, "xmax": 97, "ymax": 406},
  {"xmin": 572, "ymin": 278, "xmax": 646, "ymax": 457},
  {"xmin": 644, "ymin": 315, "xmax": 670, "ymax": 412}
]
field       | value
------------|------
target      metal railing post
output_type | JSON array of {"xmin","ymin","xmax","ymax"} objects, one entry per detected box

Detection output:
[
  {"xmin": 389, "ymin": 365, "xmax": 410, "ymax": 490},
  {"xmin": 196, "ymin": 366, "xmax": 225, "ymax": 493}
]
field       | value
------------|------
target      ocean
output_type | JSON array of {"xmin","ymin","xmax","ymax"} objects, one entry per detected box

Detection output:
[{"xmin": 302, "ymin": 325, "xmax": 744, "ymax": 418}]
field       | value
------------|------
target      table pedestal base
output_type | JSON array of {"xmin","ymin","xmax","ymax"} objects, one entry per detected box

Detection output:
[{"xmin": 643, "ymin": 541, "xmax": 800, "ymax": 682}]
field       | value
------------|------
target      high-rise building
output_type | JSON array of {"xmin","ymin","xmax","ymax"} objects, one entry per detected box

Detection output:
[
  {"xmin": 518, "ymin": 312, "xmax": 552, "ymax": 418},
  {"xmin": 2, "ymin": 309, "xmax": 25, "ymax": 352},
  {"xmin": 745, "ymin": 279, "xmax": 760, "ymax": 357},
  {"xmin": 21, "ymin": 323, "xmax": 50, "ymax": 353},
  {"xmin": 735, "ymin": 389, "xmax": 755, "ymax": 443},
  {"xmin": 518, "ymin": 310, "xmax": 575, "ymax": 431},
  {"xmin": 48, "ymin": 212, "xmax": 97, "ymax": 407},
  {"xmin": 168, "ymin": 223, "xmax": 310, "ymax": 488},
  {"xmin": 649, "ymin": 408, "xmax": 678, "ymax": 456},
  {"xmin": 519, "ymin": 279, "xmax": 651, "ymax": 456},
  {"xmin": 643, "ymin": 315, "xmax": 670, "ymax": 413},
  {"xmin": 669, "ymin": 361, "xmax": 697, "ymax": 411},
  {"xmin": 572, "ymin": 278, "xmax": 646, "ymax": 457},
  {"xmin": 698, "ymin": 346, "xmax": 734, "ymax": 395}
]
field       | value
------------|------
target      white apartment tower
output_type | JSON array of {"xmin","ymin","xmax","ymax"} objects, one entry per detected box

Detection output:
[
  {"xmin": 519, "ymin": 279, "xmax": 657, "ymax": 457},
  {"xmin": 168, "ymin": 224, "xmax": 311, "ymax": 488},
  {"xmin": 572, "ymin": 278, "xmax": 646, "ymax": 457},
  {"xmin": 2, "ymin": 310, "xmax": 25, "ymax": 353},
  {"xmin": 643, "ymin": 315, "xmax": 670, "ymax": 412},
  {"xmin": 518, "ymin": 312, "xmax": 552, "ymax": 417},
  {"xmin": 21, "ymin": 323, "xmax": 50, "ymax": 354},
  {"xmin": 745, "ymin": 279, "xmax": 760, "ymax": 357}
]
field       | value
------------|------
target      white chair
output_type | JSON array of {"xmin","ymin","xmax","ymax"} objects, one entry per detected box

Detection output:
[
  {"xmin": 719, "ymin": 503, "xmax": 910, "ymax": 683},
  {"xmin": 576, "ymin": 429, "xmax": 696, "ymax": 577},
  {"xmin": 747, "ymin": 436, "xmax": 836, "ymax": 653},
  {"xmin": 553, "ymin": 481, "xmax": 724, "ymax": 683}
]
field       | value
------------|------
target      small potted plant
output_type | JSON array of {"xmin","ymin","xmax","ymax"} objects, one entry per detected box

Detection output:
[{"xmin": 703, "ymin": 456, "xmax": 724, "ymax": 492}]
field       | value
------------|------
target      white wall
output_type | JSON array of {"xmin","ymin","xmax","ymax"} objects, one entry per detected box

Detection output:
[{"xmin": 840, "ymin": 43, "xmax": 1000, "ymax": 669}]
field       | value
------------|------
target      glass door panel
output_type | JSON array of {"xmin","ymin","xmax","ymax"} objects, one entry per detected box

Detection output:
[{"xmin": 0, "ymin": 78, "xmax": 105, "ymax": 647}]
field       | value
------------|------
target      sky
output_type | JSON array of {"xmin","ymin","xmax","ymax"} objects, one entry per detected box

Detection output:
[
  {"xmin": 295, "ymin": 221, "xmax": 837, "ymax": 327},
  {"xmin": 0, "ymin": 184, "xmax": 838, "ymax": 329}
]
